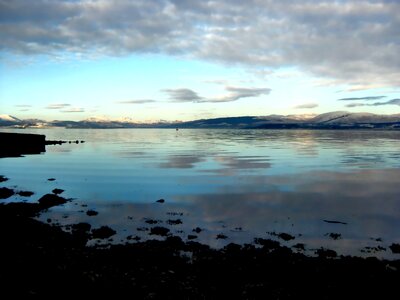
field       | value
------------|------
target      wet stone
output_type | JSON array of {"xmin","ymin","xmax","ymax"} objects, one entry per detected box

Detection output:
[
  {"xmin": 37, "ymin": 194, "xmax": 67, "ymax": 209},
  {"xmin": 0, "ymin": 187, "xmax": 15, "ymax": 199},
  {"xmin": 17, "ymin": 191, "xmax": 34, "ymax": 197},
  {"xmin": 389, "ymin": 243, "xmax": 400, "ymax": 254},
  {"xmin": 91, "ymin": 226, "xmax": 116, "ymax": 239},
  {"xmin": 166, "ymin": 219, "xmax": 182, "ymax": 225},
  {"xmin": 52, "ymin": 188, "xmax": 64, "ymax": 195},
  {"xmin": 326, "ymin": 233, "xmax": 342, "ymax": 240},
  {"xmin": 192, "ymin": 227, "xmax": 202, "ymax": 234},
  {"xmin": 86, "ymin": 210, "xmax": 99, "ymax": 216},
  {"xmin": 149, "ymin": 226, "xmax": 170, "ymax": 236},
  {"xmin": 216, "ymin": 234, "xmax": 228, "ymax": 240}
]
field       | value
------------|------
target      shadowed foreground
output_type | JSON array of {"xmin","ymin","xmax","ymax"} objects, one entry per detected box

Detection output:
[{"xmin": 0, "ymin": 193, "xmax": 399, "ymax": 299}]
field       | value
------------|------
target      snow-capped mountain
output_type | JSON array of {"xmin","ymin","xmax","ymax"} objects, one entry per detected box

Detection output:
[
  {"xmin": 310, "ymin": 111, "xmax": 400, "ymax": 124},
  {"xmin": 0, "ymin": 114, "xmax": 22, "ymax": 126},
  {"xmin": 0, "ymin": 114, "xmax": 21, "ymax": 122},
  {"xmin": 1, "ymin": 112, "xmax": 400, "ymax": 129}
]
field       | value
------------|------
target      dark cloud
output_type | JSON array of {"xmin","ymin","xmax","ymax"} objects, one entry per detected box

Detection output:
[
  {"xmin": 45, "ymin": 103, "xmax": 71, "ymax": 109},
  {"xmin": 163, "ymin": 89, "xmax": 202, "ymax": 102},
  {"xmin": 220, "ymin": 87, "xmax": 271, "ymax": 102},
  {"xmin": 295, "ymin": 103, "xmax": 318, "ymax": 109},
  {"xmin": 163, "ymin": 86, "xmax": 270, "ymax": 103},
  {"xmin": 345, "ymin": 98, "xmax": 400, "ymax": 107},
  {"xmin": 117, "ymin": 100, "xmax": 156, "ymax": 104},
  {"xmin": 1, "ymin": 1, "xmax": 399, "ymax": 88},
  {"xmin": 345, "ymin": 103, "xmax": 366, "ymax": 108},
  {"xmin": 338, "ymin": 96, "xmax": 386, "ymax": 101},
  {"xmin": 370, "ymin": 98, "xmax": 400, "ymax": 106}
]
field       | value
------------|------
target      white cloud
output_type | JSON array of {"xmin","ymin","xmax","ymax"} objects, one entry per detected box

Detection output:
[
  {"xmin": 345, "ymin": 98, "xmax": 400, "ymax": 107},
  {"xmin": 163, "ymin": 86, "xmax": 270, "ymax": 103},
  {"xmin": 163, "ymin": 88, "xmax": 202, "ymax": 102},
  {"xmin": 295, "ymin": 103, "xmax": 318, "ymax": 109},
  {"xmin": 117, "ymin": 100, "xmax": 157, "ymax": 104},
  {"xmin": 45, "ymin": 103, "xmax": 71, "ymax": 109},
  {"xmin": 338, "ymin": 96, "xmax": 386, "ymax": 101},
  {"xmin": 61, "ymin": 107, "xmax": 85, "ymax": 113},
  {"xmin": 1, "ymin": 0, "xmax": 399, "ymax": 88}
]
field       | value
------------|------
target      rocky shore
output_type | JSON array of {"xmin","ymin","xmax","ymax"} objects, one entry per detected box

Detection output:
[
  {"xmin": 0, "ymin": 183, "xmax": 399, "ymax": 298},
  {"xmin": 0, "ymin": 132, "xmax": 83, "ymax": 157}
]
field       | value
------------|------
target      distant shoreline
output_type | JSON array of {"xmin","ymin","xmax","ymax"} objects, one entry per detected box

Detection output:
[
  {"xmin": 2, "ymin": 111, "xmax": 400, "ymax": 130},
  {"xmin": 2, "ymin": 126, "xmax": 400, "ymax": 130}
]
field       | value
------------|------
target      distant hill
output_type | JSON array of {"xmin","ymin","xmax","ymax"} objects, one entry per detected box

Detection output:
[
  {"xmin": 1, "ymin": 112, "xmax": 400, "ymax": 129},
  {"xmin": 0, "ymin": 114, "xmax": 22, "ymax": 126}
]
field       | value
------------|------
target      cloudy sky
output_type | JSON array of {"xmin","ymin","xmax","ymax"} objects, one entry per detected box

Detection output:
[{"xmin": 1, "ymin": 0, "xmax": 399, "ymax": 122}]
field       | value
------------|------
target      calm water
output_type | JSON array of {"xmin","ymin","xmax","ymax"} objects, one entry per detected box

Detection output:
[{"xmin": 1, "ymin": 128, "xmax": 400, "ymax": 258}]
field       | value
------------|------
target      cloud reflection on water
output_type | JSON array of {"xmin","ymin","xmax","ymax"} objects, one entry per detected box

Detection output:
[{"xmin": 39, "ymin": 167, "xmax": 400, "ymax": 259}]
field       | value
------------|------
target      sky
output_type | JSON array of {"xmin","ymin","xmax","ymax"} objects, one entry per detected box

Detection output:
[{"xmin": 0, "ymin": 0, "xmax": 399, "ymax": 122}]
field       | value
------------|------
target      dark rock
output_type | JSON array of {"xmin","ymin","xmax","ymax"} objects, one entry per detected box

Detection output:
[
  {"xmin": 47, "ymin": 178, "xmax": 56, "ymax": 181},
  {"xmin": 1, "ymin": 196, "xmax": 400, "ymax": 299},
  {"xmin": 167, "ymin": 212, "xmax": 183, "ymax": 216},
  {"xmin": 17, "ymin": 190, "xmax": 34, "ymax": 197},
  {"xmin": 137, "ymin": 227, "xmax": 149, "ymax": 231},
  {"xmin": 127, "ymin": 235, "xmax": 141, "ymax": 241},
  {"xmin": 192, "ymin": 227, "xmax": 202, "ymax": 234},
  {"xmin": 216, "ymin": 234, "xmax": 228, "ymax": 240},
  {"xmin": 0, "ymin": 175, "xmax": 8, "ymax": 182},
  {"xmin": 389, "ymin": 243, "xmax": 400, "ymax": 254},
  {"xmin": 277, "ymin": 232, "xmax": 295, "ymax": 241},
  {"xmin": 293, "ymin": 243, "xmax": 305, "ymax": 250},
  {"xmin": 72, "ymin": 222, "xmax": 92, "ymax": 233},
  {"xmin": 254, "ymin": 238, "xmax": 281, "ymax": 250},
  {"xmin": 268, "ymin": 231, "xmax": 295, "ymax": 241},
  {"xmin": 145, "ymin": 219, "xmax": 160, "ymax": 225},
  {"xmin": 52, "ymin": 188, "xmax": 64, "ymax": 195},
  {"xmin": 165, "ymin": 236, "xmax": 184, "ymax": 248},
  {"xmin": 188, "ymin": 235, "xmax": 197, "ymax": 240},
  {"xmin": 0, "ymin": 132, "xmax": 46, "ymax": 157},
  {"xmin": 166, "ymin": 219, "xmax": 182, "ymax": 225},
  {"xmin": 0, "ymin": 187, "xmax": 15, "ymax": 199},
  {"xmin": 86, "ymin": 210, "xmax": 99, "ymax": 216},
  {"xmin": 323, "ymin": 219, "xmax": 347, "ymax": 225},
  {"xmin": 91, "ymin": 226, "xmax": 116, "ymax": 239},
  {"xmin": 316, "ymin": 248, "xmax": 337, "ymax": 258},
  {"xmin": 326, "ymin": 233, "xmax": 342, "ymax": 240},
  {"xmin": 362, "ymin": 246, "xmax": 386, "ymax": 253},
  {"xmin": 156, "ymin": 199, "xmax": 165, "ymax": 203},
  {"xmin": 38, "ymin": 194, "xmax": 67, "ymax": 209},
  {"xmin": 150, "ymin": 226, "xmax": 170, "ymax": 236}
]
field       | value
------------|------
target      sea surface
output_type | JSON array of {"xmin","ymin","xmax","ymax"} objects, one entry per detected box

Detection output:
[{"xmin": 1, "ymin": 128, "xmax": 400, "ymax": 258}]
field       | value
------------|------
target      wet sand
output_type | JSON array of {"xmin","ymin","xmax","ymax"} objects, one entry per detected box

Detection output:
[{"xmin": 0, "ymin": 185, "xmax": 399, "ymax": 298}]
